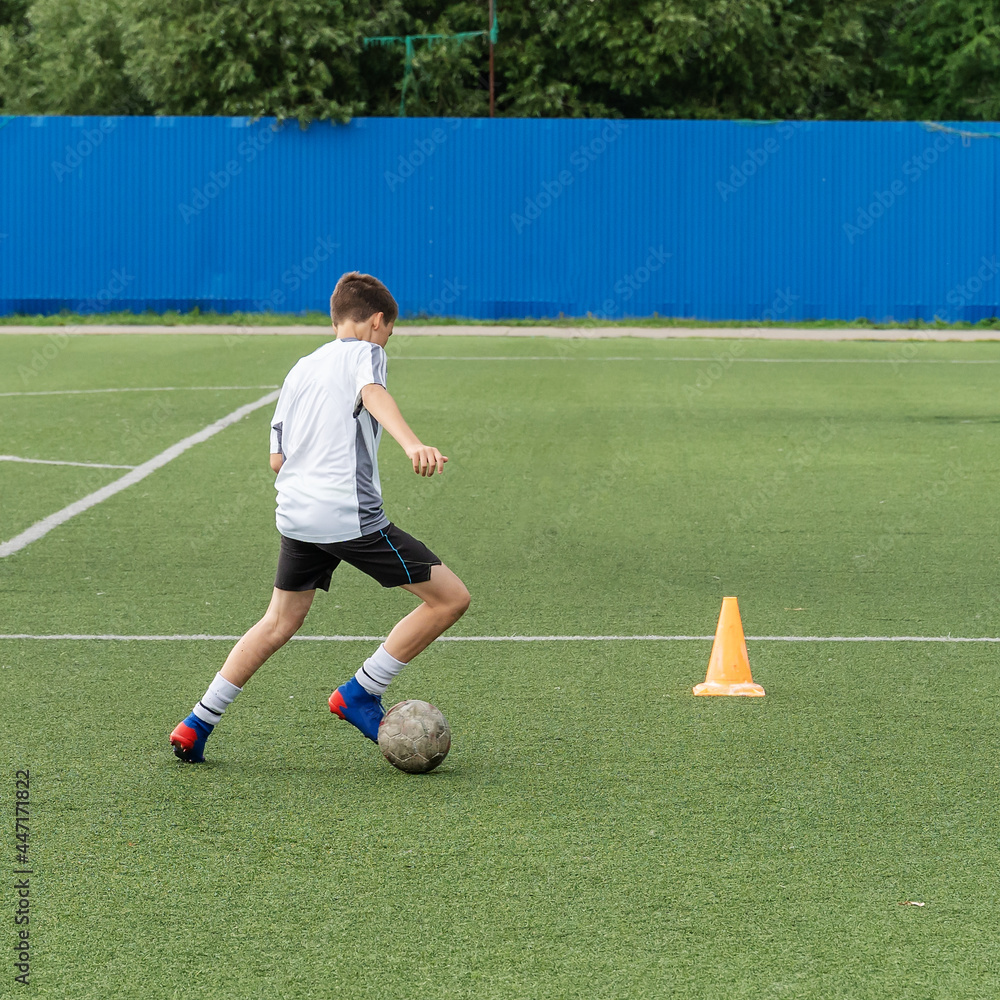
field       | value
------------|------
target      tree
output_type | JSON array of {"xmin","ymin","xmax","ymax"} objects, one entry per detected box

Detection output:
[
  {"xmin": 121, "ymin": 0, "xmax": 363, "ymax": 122},
  {"xmin": 0, "ymin": 0, "xmax": 144, "ymax": 114},
  {"xmin": 1, "ymin": 0, "xmax": 999, "ymax": 123},
  {"xmin": 359, "ymin": 1, "xmax": 492, "ymax": 116},
  {"xmin": 872, "ymin": 0, "xmax": 1000, "ymax": 119}
]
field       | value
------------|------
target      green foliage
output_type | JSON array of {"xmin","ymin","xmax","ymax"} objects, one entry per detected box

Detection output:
[
  {"xmin": 121, "ymin": 0, "xmax": 363, "ymax": 122},
  {"xmin": 370, "ymin": 29, "xmax": 490, "ymax": 117},
  {"xmin": 1, "ymin": 0, "xmax": 999, "ymax": 121},
  {"xmin": 2, "ymin": 0, "xmax": 369, "ymax": 121},
  {"xmin": 359, "ymin": 1, "xmax": 492, "ymax": 116},
  {"xmin": 0, "ymin": 0, "xmax": 32, "ymax": 112},
  {"xmin": 0, "ymin": 0, "xmax": 145, "ymax": 115},
  {"xmin": 872, "ymin": 0, "xmax": 1000, "ymax": 119}
]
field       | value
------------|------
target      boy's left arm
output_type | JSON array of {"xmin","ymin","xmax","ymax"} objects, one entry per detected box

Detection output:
[{"xmin": 361, "ymin": 383, "xmax": 447, "ymax": 477}]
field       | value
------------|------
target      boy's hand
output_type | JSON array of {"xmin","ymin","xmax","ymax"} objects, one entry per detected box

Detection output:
[{"xmin": 405, "ymin": 444, "xmax": 448, "ymax": 477}]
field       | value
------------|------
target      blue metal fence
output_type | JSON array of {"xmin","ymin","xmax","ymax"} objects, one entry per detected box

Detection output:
[{"xmin": 1, "ymin": 115, "xmax": 997, "ymax": 321}]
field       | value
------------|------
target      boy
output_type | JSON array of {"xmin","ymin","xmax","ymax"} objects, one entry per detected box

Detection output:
[{"xmin": 170, "ymin": 272, "xmax": 470, "ymax": 763}]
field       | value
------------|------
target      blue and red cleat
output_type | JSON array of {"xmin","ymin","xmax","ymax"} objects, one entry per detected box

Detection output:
[
  {"xmin": 329, "ymin": 677, "xmax": 384, "ymax": 742},
  {"xmin": 169, "ymin": 713, "xmax": 214, "ymax": 763}
]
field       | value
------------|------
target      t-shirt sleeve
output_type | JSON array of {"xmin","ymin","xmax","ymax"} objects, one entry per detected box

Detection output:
[
  {"xmin": 353, "ymin": 343, "xmax": 388, "ymax": 412},
  {"xmin": 269, "ymin": 385, "xmax": 288, "ymax": 455}
]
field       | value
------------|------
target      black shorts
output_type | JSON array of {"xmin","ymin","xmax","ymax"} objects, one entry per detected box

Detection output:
[{"xmin": 274, "ymin": 524, "xmax": 442, "ymax": 592}]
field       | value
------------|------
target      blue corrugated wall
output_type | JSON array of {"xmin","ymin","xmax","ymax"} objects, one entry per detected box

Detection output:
[{"xmin": 1, "ymin": 116, "xmax": 998, "ymax": 321}]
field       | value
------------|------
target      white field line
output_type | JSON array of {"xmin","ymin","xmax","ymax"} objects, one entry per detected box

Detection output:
[
  {"xmin": 1, "ymin": 365, "xmax": 997, "ymax": 399},
  {"xmin": 0, "ymin": 455, "xmax": 136, "ymax": 470},
  {"xmin": 1, "ymin": 633, "xmax": 998, "ymax": 643},
  {"xmin": 392, "ymin": 356, "xmax": 1000, "ymax": 364},
  {"xmin": 0, "ymin": 385, "xmax": 278, "ymax": 398},
  {"xmin": 0, "ymin": 390, "xmax": 279, "ymax": 559}
]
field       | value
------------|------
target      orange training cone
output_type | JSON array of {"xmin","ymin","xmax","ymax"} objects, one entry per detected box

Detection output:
[{"xmin": 693, "ymin": 597, "xmax": 765, "ymax": 697}]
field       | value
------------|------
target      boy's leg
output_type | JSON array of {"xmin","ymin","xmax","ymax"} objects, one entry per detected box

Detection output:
[
  {"xmin": 220, "ymin": 587, "xmax": 316, "ymax": 687},
  {"xmin": 387, "ymin": 564, "xmax": 471, "ymax": 662},
  {"xmin": 331, "ymin": 564, "xmax": 469, "ymax": 742},
  {"xmin": 170, "ymin": 587, "xmax": 315, "ymax": 762}
]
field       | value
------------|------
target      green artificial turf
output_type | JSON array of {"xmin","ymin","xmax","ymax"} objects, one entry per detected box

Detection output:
[{"xmin": 1, "ymin": 333, "xmax": 999, "ymax": 999}]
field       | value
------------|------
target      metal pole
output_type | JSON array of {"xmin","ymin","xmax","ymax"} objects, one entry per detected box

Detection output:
[{"xmin": 488, "ymin": 0, "xmax": 495, "ymax": 117}]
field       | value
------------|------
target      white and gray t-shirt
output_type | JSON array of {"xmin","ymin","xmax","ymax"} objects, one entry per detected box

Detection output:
[{"xmin": 269, "ymin": 338, "xmax": 390, "ymax": 543}]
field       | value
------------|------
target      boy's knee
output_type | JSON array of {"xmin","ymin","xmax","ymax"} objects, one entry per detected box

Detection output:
[
  {"xmin": 451, "ymin": 584, "xmax": 471, "ymax": 618},
  {"xmin": 265, "ymin": 610, "xmax": 305, "ymax": 645}
]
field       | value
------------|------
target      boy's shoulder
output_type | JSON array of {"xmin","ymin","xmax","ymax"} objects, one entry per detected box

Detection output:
[
  {"xmin": 303, "ymin": 338, "xmax": 385, "ymax": 361},
  {"xmin": 286, "ymin": 338, "xmax": 385, "ymax": 383},
  {"xmin": 291, "ymin": 338, "xmax": 360, "ymax": 371}
]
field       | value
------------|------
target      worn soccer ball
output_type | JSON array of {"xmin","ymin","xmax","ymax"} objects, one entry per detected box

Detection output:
[{"xmin": 377, "ymin": 699, "xmax": 451, "ymax": 774}]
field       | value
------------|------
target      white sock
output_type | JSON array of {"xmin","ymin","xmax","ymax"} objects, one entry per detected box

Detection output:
[
  {"xmin": 192, "ymin": 672, "xmax": 243, "ymax": 726},
  {"xmin": 355, "ymin": 644, "xmax": 407, "ymax": 696}
]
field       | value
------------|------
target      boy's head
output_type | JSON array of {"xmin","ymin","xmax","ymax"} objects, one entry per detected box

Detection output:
[{"xmin": 330, "ymin": 272, "xmax": 398, "ymax": 327}]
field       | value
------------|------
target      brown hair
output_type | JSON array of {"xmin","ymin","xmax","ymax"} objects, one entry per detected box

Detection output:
[{"xmin": 329, "ymin": 272, "xmax": 398, "ymax": 325}]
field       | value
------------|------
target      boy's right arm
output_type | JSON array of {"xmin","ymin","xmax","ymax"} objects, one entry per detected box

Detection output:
[{"xmin": 270, "ymin": 453, "xmax": 284, "ymax": 473}]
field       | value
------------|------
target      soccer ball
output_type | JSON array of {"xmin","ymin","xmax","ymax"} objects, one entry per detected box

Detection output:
[{"xmin": 377, "ymin": 700, "xmax": 451, "ymax": 774}]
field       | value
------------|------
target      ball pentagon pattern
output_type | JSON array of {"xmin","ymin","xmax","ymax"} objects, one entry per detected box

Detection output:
[{"xmin": 377, "ymin": 700, "xmax": 451, "ymax": 773}]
